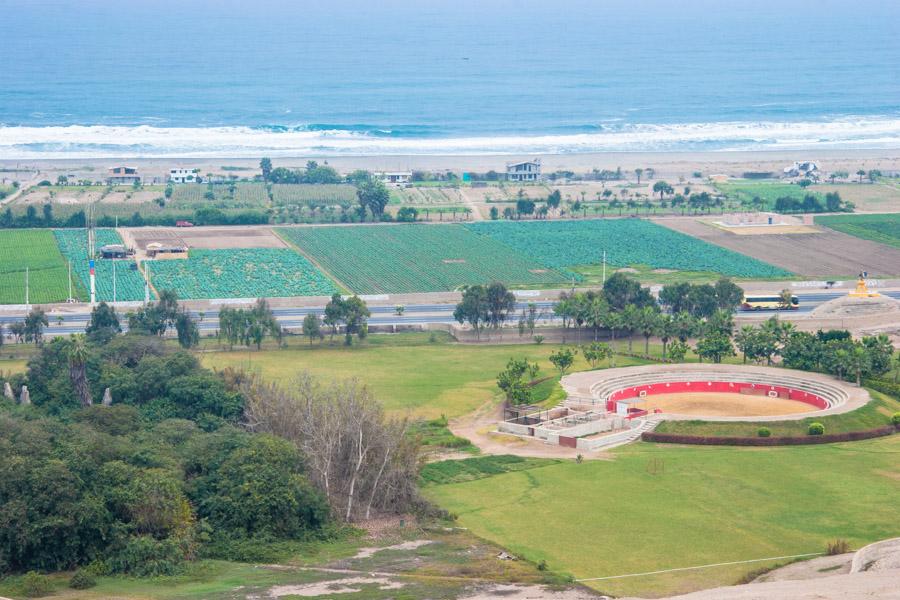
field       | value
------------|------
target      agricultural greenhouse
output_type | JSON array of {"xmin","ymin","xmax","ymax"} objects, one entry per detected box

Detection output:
[
  {"xmin": 278, "ymin": 224, "xmax": 570, "ymax": 294},
  {"xmin": 146, "ymin": 248, "xmax": 339, "ymax": 299},
  {"xmin": 466, "ymin": 220, "xmax": 791, "ymax": 278},
  {"xmin": 53, "ymin": 229, "xmax": 147, "ymax": 302}
]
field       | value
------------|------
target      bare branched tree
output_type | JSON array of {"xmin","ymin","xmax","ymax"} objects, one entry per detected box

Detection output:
[{"xmin": 241, "ymin": 372, "xmax": 421, "ymax": 521}]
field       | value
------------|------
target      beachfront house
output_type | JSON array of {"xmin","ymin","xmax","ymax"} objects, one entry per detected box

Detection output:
[
  {"xmin": 377, "ymin": 171, "xmax": 412, "ymax": 185},
  {"xmin": 506, "ymin": 159, "xmax": 541, "ymax": 182},
  {"xmin": 106, "ymin": 166, "xmax": 141, "ymax": 185},
  {"xmin": 168, "ymin": 168, "xmax": 199, "ymax": 184}
]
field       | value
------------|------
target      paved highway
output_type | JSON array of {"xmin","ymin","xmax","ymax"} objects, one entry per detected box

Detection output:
[{"xmin": 3, "ymin": 291, "xmax": 899, "ymax": 337}]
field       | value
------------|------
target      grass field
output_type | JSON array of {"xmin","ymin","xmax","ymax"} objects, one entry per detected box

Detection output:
[
  {"xmin": 0, "ymin": 229, "xmax": 75, "ymax": 304},
  {"xmin": 147, "ymin": 248, "xmax": 339, "ymax": 299},
  {"xmin": 715, "ymin": 180, "xmax": 821, "ymax": 208},
  {"xmin": 200, "ymin": 333, "xmax": 644, "ymax": 419},
  {"xmin": 426, "ymin": 436, "xmax": 900, "ymax": 597},
  {"xmin": 278, "ymin": 224, "xmax": 570, "ymax": 294},
  {"xmin": 816, "ymin": 213, "xmax": 900, "ymax": 249},
  {"xmin": 466, "ymin": 220, "xmax": 791, "ymax": 278}
]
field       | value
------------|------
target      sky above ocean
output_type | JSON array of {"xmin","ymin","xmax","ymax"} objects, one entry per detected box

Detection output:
[{"xmin": 0, "ymin": 0, "xmax": 898, "ymax": 157}]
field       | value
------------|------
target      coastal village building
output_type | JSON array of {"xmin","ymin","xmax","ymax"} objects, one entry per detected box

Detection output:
[
  {"xmin": 168, "ymin": 168, "xmax": 199, "ymax": 184},
  {"xmin": 506, "ymin": 159, "xmax": 541, "ymax": 182},
  {"xmin": 106, "ymin": 166, "xmax": 141, "ymax": 185},
  {"xmin": 783, "ymin": 161, "xmax": 819, "ymax": 179},
  {"xmin": 377, "ymin": 171, "xmax": 412, "ymax": 185}
]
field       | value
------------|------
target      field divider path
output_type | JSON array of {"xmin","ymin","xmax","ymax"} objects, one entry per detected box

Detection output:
[{"xmin": 575, "ymin": 552, "xmax": 824, "ymax": 582}]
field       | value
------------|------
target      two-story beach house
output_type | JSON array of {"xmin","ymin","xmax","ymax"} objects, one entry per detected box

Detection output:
[{"xmin": 506, "ymin": 159, "xmax": 541, "ymax": 182}]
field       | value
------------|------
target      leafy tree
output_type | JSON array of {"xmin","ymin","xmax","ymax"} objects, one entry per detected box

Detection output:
[
  {"xmin": 496, "ymin": 358, "xmax": 539, "ymax": 405},
  {"xmin": 581, "ymin": 342, "xmax": 612, "ymax": 368},
  {"xmin": 259, "ymin": 157, "xmax": 272, "ymax": 182},
  {"xmin": 86, "ymin": 301, "xmax": 121, "ymax": 344},
  {"xmin": 667, "ymin": 340, "xmax": 689, "ymax": 362},
  {"xmin": 302, "ymin": 313, "xmax": 323, "ymax": 345},
  {"xmin": 175, "ymin": 310, "xmax": 199, "ymax": 349},
  {"xmin": 695, "ymin": 331, "xmax": 734, "ymax": 363},
  {"xmin": 454, "ymin": 285, "xmax": 490, "ymax": 339},
  {"xmin": 634, "ymin": 168, "xmax": 643, "ymax": 184},
  {"xmin": 603, "ymin": 273, "xmax": 655, "ymax": 311},
  {"xmin": 485, "ymin": 282, "xmax": 516, "ymax": 333},
  {"xmin": 714, "ymin": 278, "xmax": 744, "ymax": 311},
  {"xmin": 356, "ymin": 179, "xmax": 390, "ymax": 220},
  {"xmin": 549, "ymin": 348, "xmax": 578, "ymax": 375},
  {"xmin": 636, "ymin": 305, "xmax": 660, "ymax": 357},
  {"xmin": 24, "ymin": 308, "xmax": 49, "ymax": 345},
  {"xmin": 396, "ymin": 206, "xmax": 418, "ymax": 222}
]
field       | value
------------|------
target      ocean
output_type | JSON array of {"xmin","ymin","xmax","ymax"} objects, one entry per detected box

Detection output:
[{"xmin": 0, "ymin": 0, "xmax": 898, "ymax": 158}]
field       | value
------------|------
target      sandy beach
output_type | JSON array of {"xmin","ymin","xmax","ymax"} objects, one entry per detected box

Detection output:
[{"xmin": 2, "ymin": 149, "xmax": 899, "ymax": 184}]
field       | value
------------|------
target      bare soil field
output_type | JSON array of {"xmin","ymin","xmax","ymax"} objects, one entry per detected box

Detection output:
[
  {"xmin": 126, "ymin": 226, "xmax": 286, "ymax": 250},
  {"xmin": 643, "ymin": 392, "xmax": 812, "ymax": 417},
  {"xmin": 655, "ymin": 217, "xmax": 900, "ymax": 277}
]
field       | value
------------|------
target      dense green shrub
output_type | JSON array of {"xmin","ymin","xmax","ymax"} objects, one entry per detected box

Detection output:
[
  {"xmin": 892, "ymin": 412, "xmax": 900, "ymax": 427},
  {"xmin": 20, "ymin": 571, "xmax": 52, "ymax": 597},
  {"xmin": 68, "ymin": 569, "xmax": 96, "ymax": 590},
  {"xmin": 808, "ymin": 422, "xmax": 826, "ymax": 436},
  {"xmin": 757, "ymin": 427, "xmax": 771, "ymax": 438}
]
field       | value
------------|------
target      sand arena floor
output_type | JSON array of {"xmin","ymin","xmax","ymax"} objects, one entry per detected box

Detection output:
[{"xmin": 639, "ymin": 392, "xmax": 813, "ymax": 418}]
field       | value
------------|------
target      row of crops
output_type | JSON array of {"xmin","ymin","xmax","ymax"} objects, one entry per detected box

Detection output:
[
  {"xmin": 271, "ymin": 184, "xmax": 356, "ymax": 206},
  {"xmin": 146, "ymin": 248, "xmax": 339, "ymax": 299},
  {"xmin": 277, "ymin": 225, "xmax": 570, "ymax": 294},
  {"xmin": 390, "ymin": 187, "xmax": 458, "ymax": 205},
  {"xmin": 171, "ymin": 183, "xmax": 270, "ymax": 207},
  {"xmin": 53, "ymin": 229, "xmax": 147, "ymax": 302},
  {"xmin": 465, "ymin": 220, "xmax": 792, "ymax": 278},
  {"xmin": 816, "ymin": 213, "xmax": 900, "ymax": 249},
  {"xmin": 0, "ymin": 230, "xmax": 74, "ymax": 304}
]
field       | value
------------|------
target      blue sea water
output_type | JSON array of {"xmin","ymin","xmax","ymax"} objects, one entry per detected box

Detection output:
[{"xmin": 0, "ymin": 0, "xmax": 898, "ymax": 157}]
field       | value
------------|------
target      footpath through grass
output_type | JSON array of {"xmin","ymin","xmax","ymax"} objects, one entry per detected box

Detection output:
[{"xmin": 425, "ymin": 435, "xmax": 900, "ymax": 597}]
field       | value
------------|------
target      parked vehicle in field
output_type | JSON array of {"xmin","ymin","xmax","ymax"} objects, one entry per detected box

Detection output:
[{"xmin": 175, "ymin": 220, "xmax": 194, "ymax": 227}]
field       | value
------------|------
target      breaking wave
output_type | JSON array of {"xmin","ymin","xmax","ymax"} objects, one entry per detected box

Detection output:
[{"xmin": 1, "ymin": 116, "xmax": 899, "ymax": 158}]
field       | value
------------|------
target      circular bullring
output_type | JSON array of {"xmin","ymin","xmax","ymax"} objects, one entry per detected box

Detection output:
[{"xmin": 561, "ymin": 363, "xmax": 869, "ymax": 422}]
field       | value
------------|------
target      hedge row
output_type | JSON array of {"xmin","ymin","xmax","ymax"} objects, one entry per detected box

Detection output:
[
  {"xmin": 642, "ymin": 426, "xmax": 897, "ymax": 446},
  {"xmin": 864, "ymin": 378, "xmax": 900, "ymax": 399}
]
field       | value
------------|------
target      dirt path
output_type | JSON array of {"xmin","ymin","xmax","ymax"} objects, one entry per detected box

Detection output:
[{"xmin": 448, "ymin": 398, "xmax": 613, "ymax": 460}]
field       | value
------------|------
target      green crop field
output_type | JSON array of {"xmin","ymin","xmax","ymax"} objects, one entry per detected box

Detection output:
[
  {"xmin": 53, "ymin": 229, "xmax": 147, "ymax": 302},
  {"xmin": 278, "ymin": 224, "xmax": 570, "ymax": 293},
  {"xmin": 816, "ymin": 213, "xmax": 900, "ymax": 249},
  {"xmin": 171, "ymin": 183, "xmax": 270, "ymax": 206},
  {"xmin": 146, "ymin": 248, "xmax": 339, "ymax": 299},
  {"xmin": 715, "ymin": 180, "xmax": 821, "ymax": 208},
  {"xmin": 271, "ymin": 183, "xmax": 356, "ymax": 206},
  {"xmin": 466, "ymin": 220, "xmax": 791, "ymax": 278},
  {"xmin": 0, "ymin": 229, "xmax": 75, "ymax": 304},
  {"xmin": 426, "ymin": 437, "xmax": 900, "ymax": 597}
]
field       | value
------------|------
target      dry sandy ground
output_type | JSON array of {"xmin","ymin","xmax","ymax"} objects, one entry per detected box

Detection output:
[
  {"xmin": 655, "ymin": 217, "xmax": 900, "ymax": 277},
  {"xmin": 642, "ymin": 392, "xmax": 811, "ymax": 417},
  {"xmin": 8, "ymin": 149, "xmax": 899, "ymax": 182},
  {"xmin": 125, "ymin": 226, "xmax": 285, "ymax": 250}
]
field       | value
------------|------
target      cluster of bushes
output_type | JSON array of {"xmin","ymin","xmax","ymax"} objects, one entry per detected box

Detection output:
[
  {"xmin": 0, "ymin": 206, "xmax": 88, "ymax": 229},
  {"xmin": 642, "ymin": 426, "xmax": 896, "ymax": 446},
  {"xmin": 0, "ymin": 205, "xmax": 269, "ymax": 229},
  {"xmin": 0, "ymin": 332, "xmax": 332, "ymax": 578},
  {"xmin": 773, "ymin": 192, "xmax": 851, "ymax": 213}
]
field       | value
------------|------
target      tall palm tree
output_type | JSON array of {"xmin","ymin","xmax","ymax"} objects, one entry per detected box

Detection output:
[{"xmin": 68, "ymin": 335, "xmax": 91, "ymax": 408}]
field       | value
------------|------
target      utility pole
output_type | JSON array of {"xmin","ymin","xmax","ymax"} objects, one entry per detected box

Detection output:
[
  {"xmin": 112, "ymin": 259, "xmax": 117, "ymax": 303},
  {"xmin": 602, "ymin": 250, "xmax": 607, "ymax": 285},
  {"xmin": 144, "ymin": 261, "xmax": 151, "ymax": 305}
]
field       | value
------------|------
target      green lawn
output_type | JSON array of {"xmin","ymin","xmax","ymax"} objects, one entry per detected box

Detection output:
[
  {"xmin": 0, "ymin": 229, "xmax": 76, "ymax": 304},
  {"xmin": 715, "ymin": 180, "xmax": 821, "ymax": 209},
  {"xmin": 200, "ymin": 333, "xmax": 643, "ymax": 419},
  {"xmin": 426, "ymin": 436, "xmax": 900, "ymax": 597},
  {"xmin": 654, "ymin": 389, "xmax": 900, "ymax": 437},
  {"xmin": 816, "ymin": 213, "xmax": 900, "ymax": 249}
]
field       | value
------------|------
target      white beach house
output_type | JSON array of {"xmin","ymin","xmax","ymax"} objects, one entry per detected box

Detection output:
[
  {"xmin": 377, "ymin": 171, "xmax": 412, "ymax": 185},
  {"xmin": 506, "ymin": 159, "xmax": 541, "ymax": 182},
  {"xmin": 168, "ymin": 168, "xmax": 200, "ymax": 184}
]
